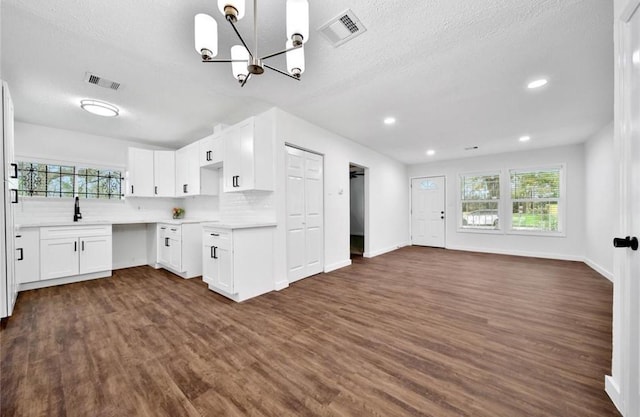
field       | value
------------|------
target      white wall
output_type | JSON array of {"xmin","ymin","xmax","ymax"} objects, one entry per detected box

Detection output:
[
  {"xmin": 584, "ymin": 122, "xmax": 615, "ymax": 280},
  {"xmin": 350, "ymin": 174, "xmax": 365, "ymax": 235},
  {"xmin": 408, "ymin": 144, "xmax": 586, "ymax": 260},
  {"xmin": 273, "ymin": 108, "xmax": 410, "ymax": 287}
]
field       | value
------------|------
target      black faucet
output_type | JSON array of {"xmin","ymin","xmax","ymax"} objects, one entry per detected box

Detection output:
[{"xmin": 73, "ymin": 196, "xmax": 82, "ymax": 222}]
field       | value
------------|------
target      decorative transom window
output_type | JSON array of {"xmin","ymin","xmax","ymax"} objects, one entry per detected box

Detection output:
[
  {"xmin": 17, "ymin": 162, "xmax": 124, "ymax": 199},
  {"xmin": 459, "ymin": 173, "xmax": 501, "ymax": 230},
  {"xmin": 509, "ymin": 168, "xmax": 562, "ymax": 232}
]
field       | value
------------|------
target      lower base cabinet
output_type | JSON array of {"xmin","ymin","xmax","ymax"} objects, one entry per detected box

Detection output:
[
  {"xmin": 157, "ymin": 223, "xmax": 201, "ymax": 278},
  {"xmin": 39, "ymin": 225, "xmax": 113, "ymax": 281},
  {"xmin": 15, "ymin": 228, "xmax": 40, "ymax": 284},
  {"xmin": 202, "ymin": 224, "xmax": 275, "ymax": 302}
]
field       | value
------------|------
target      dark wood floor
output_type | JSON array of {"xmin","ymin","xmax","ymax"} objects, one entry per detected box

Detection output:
[{"xmin": 0, "ymin": 247, "xmax": 620, "ymax": 417}]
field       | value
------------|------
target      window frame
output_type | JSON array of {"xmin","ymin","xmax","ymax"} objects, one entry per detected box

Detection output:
[
  {"xmin": 16, "ymin": 157, "xmax": 126, "ymax": 201},
  {"xmin": 458, "ymin": 170, "xmax": 503, "ymax": 234},
  {"xmin": 506, "ymin": 164, "xmax": 566, "ymax": 237}
]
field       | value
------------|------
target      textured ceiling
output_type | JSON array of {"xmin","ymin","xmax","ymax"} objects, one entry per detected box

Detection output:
[{"xmin": 1, "ymin": 0, "xmax": 613, "ymax": 164}]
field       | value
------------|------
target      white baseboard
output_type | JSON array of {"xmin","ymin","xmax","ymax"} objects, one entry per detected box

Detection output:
[
  {"xmin": 19, "ymin": 270, "xmax": 111, "ymax": 291},
  {"xmin": 112, "ymin": 258, "xmax": 148, "ymax": 270},
  {"xmin": 324, "ymin": 259, "xmax": 351, "ymax": 273},
  {"xmin": 275, "ymin": 279, "xmax": 289, "ymax": 291},
  {"xmin": 445, "ymin": 244, "xmax": 584, "ymax": 262},
  {"xmin": 605, "ymin": 375, "xmax": 623, "ymax": 415},
  {"xmin": 364, "ymin": 241, "xmax": 410, "ymax": 258},
  {"xmin": 584, "ymin": 258, "xmax": 614, "ymax": 282}
]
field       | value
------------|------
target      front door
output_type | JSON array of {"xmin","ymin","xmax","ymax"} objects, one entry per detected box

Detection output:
[
  {"xmin": 411, "ymin": 176, "xmax": 446, "ymax": 248},
  {"xmin": 609, "ymin": 2, "xmax": 640, "ymax": 415}
]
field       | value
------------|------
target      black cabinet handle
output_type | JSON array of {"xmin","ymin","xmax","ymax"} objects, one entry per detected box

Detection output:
[
  {"xmin": 206, "ymin": 150, "xmax": 212, "ymax": 161},
  {"xmin": 82, "ymin": 241, "xmax": 85, "ymax": 251},
  {"xmin": 165, "ymin": 237, "xmax": 170, "ymax": 247},
  {"xmin": 183, "ymin": 184, "xmax": 188, "ymax": 194},
  {"xmin": 10, "ymin": 163, "xmax": 18, "ymax": 179},
  {"xmin": 160, "ymin": 227, "xmax": 166, "ymax": 230},
  {"xmin": 170, "ymin": 228, "xmax": 177, "ymax": 231},
  {"xmin": 232, "ymin": 175, "xmax": 240, "ymax": 187},
  {"xmin": 613, "ymin": 236, "xmax": 638, "ymax": 251},
  {"xmin": 213, "ymin": 246, "xmax": 218, "ymax": 259},
  {"xmin": 17, "ymin": 248, "xmax": 23, "ymax": 261},
  {"xmin": 210, "ymin": 246, "xmax": 215, "ymax": 258},
  {"xmin": 155, "ymin": 186, "xmax": 158, "ymax": 195},
  {"xmin": 10, "ymin": 189, "xmax": 18, "ymax": 204},
  {"xmin": 131, "ymin": 185, "xmax": 134, "ymax": 194},
  {"xmin": 211, "ymin": 233, "xmax": 219, "ymax": 237},
  {"xmin": 74, "ymin": 241, "xmax": 77, "ymax": 252},
  {"xmin": 440, "ymin": 216, "xmax": 445, "ymax": 219}
]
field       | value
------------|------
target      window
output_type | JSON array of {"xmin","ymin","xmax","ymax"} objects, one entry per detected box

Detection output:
[
  {"xmin": 460, "ymin": 173, "xmax": 501, "ymax": 230},
  {"xmin": 17, "ymin": 162, "xmax": 123, "ymax": 199},
  {"xmin": 509, "ymin": 168, "xmax": 561, "ymax": 232}
]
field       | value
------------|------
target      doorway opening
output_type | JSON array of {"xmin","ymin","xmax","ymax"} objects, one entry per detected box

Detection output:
[{"xmin": 349, "ymin": 164, "xmax": 367, "ymax": 259}]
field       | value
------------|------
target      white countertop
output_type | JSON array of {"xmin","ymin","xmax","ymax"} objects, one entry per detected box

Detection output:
[
  {"xmin": 16, "ymin": 218, "xmax": 217, "ymax": 228},
  {"xmin": 201, "ymin": 221, "xmax": 277, "ymax": 230}
]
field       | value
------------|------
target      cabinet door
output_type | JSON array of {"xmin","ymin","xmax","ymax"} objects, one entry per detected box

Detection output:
[
  {"xmin": 199, "ymin": 135, "xmax": 223, "ymax": 167},
  {"xmin": 79, "ymin": 235, "xmax": 112, "ymax": 274},
  {"xmin": 127, "ymin": 148, "xmax": 154, "ymax": 197},
  {"xmin": 154, "ymin": 151, "xmax": 175, "ymax": 197},
  {"xmin": 202, "ymin": 244, "xmax": 216, "ymax": 285},
  {"xmin": 175, "ymin": 147, "xmax": 189, "ymax": 196},
  {"xmin": 157, "ymin": 226, "xmax": 170, "ymax": 266},
  {"xmin": 216, "ymin": 246, "xmax": 234, "ymax": 293},
  {"xmin": 186, "ymin": 142, "xmax": 201, "ymax": 196},
  {"xmin": 169, "ymin": 238, "xmax": 182, "ymax": 272},
  {"xmin": 40, "ymin": 238, "xmax": 79, "ymax": 280},
  {"xmin": 223, "ymin": 119, "xmax": 254, "ymax": 192},
  {"xmin": 15, "ymin": 229, "xmax": 40, "ymax": 283}
]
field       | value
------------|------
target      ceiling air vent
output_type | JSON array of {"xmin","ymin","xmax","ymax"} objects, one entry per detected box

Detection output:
[
  {"xmin": 318, "ymin": 9, "xmax": 367, "ymax": 47},
  {"xmin": 84, "ymin": 72, "xmax": 121, "ymax": 91}
]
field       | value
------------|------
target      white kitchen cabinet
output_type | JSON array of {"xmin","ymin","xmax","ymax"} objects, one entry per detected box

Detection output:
[
  {"xmin": 126, "ymin": 148, "xmax": 154, "ymax": 197},
  {"xmin": 175, "ymin": 142, "xmax": 219, "ymax": 197},
  {"xmin": 153, "ymin": 151, "xmax": 175, "ymax": 197},
  {"xmin": 222, "ymin": 115, "xmax": 274, "ymax": 192},
  {"xmin": 199, "ymin": 134, "xmax": 223, "ymax": 167},
  {"xmin": 15, "ymin": 228, "xmax": 40, "ymax": 284},
  {"xmin": 40, "ymin": 225, "xmax": 112, "ymax": 281},
  {"xmin": 202, "ymin": 224, "xmax": 275, "ymax": 302},
  {"xmin": 156, "ymin": 223, "xmax": 201, "ymax": 278}
]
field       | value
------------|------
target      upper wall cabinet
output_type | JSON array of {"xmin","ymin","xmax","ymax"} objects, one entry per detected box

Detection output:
[
  {"xmin": 127, "ymin": 148, "xmax": 176, "ymax": 198},
  {"xmin": 223, "ymin": 116, "xmax": 274, "ymax": 192},
  {"xmin": 175, "ymin": 142, "xmax": 219, "ymax": 197},
  {"xmin": 199, "ymin": 134, "xmax": 223, "ymax": 167},
  {"xmin": 126, "ymin": 148, "xmax": 154, "ymax": 197}
]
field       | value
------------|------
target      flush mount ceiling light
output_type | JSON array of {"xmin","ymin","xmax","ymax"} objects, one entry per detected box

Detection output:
[
  {"xmin": 383, "ymin": 117, "xmax": 396, "ymax": 125},
  {"xmin": 426, "ymin": 149, "xmax": 435, "ymax": 156},
  {"xmin": 80, "ymin": 99, "xmax": 119, "ymax": 117},
  {"xmin": 194, "ymin": 0, "xmax": 309, "ymax": 87},
  {"xmin": 519, "ymin": 135, "xmax": 531, "ymax": 142},
  {"xmin": 527, "ymin": 78, "xmax": 548, "ymax": 89}
]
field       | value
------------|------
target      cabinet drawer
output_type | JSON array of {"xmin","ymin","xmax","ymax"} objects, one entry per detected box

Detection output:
[
  {"xmin": 40, "ymin": 225, "xmax": 112, "ymax": 240},
  {"xmin": 159, "ymin": 224, "xmax": 181, "ymax": 239},
  {"xmin": 203, "ymin": 229, "xmax": 231, "ymax": 250}
]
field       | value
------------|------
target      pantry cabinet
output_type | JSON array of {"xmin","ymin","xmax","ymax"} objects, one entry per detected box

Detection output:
[
  {"xmin": 175, "ymin": 142, "xmax": 219, "ymax": 197},
  {"xmin": 222, "ymin": 116, "xmax": 274, "ymax": 192},
  {"xmin": 202, "ymin": 224, "xmax": 275, "ymax": 302},
  {"xmin": 39, "ymin": 225, "xmax": 112, "ymax": 281},
  {"xmin": 156, "ymin": 223, "xmax": 202, "ymax": 278}
]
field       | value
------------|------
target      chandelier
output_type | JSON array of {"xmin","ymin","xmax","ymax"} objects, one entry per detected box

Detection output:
[{"xmin": 194, "ymin": 0, "xmax": 309, "ymax": 87}]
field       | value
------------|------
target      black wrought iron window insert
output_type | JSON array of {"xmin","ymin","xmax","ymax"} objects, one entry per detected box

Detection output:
[{"xmin": 17, "ymin": 162, "xmax": 123, "ymax": 199}]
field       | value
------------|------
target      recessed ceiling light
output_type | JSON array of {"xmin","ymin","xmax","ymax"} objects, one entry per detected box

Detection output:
[
  {"xmin": 519, "ymin": 135, "xmax": 531, "ymax": 142},
  {"xmin": 426, "ymin": 150, "xmax": 435, "ymax": 156},
  {"xmin": 383, "ymin": 117, "xmax": 396, "ymax": 125},
  {"xmin": 80, "ymin": 99, "xmax": 119, "ymax": 117},
  {"xmin": 527, "ymin": 79, "xmax": 548, "ymax": 89}
]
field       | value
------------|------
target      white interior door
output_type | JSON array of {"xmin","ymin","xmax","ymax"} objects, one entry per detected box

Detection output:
[
  {"xmin": 609, "ymin": 2, "xmax": 640, "ymax": 415},
  {"xmin": 411, "ymin": 176, "xmax": 445, "ymax": 248},
  {"xmin": 286, "ymin": 146, "xmax": 324, "ymax": 283}
]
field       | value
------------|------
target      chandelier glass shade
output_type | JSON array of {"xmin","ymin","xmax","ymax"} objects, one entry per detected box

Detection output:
[{"xmin": 194, "ymin": 0, "xmax": 309, "ymax": 87}]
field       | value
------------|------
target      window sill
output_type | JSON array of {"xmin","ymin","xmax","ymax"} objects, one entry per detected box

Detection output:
[
  {"xmin": 506, "ymin": 230, "xmax": 566, "ymax": 238},
  {"xmin": 457, "ymin": 228, "xmax": 503, "ymax": 235}
]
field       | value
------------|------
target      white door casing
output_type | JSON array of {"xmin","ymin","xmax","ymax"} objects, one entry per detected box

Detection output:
[
  {"xmin": 286, "ymin": 146, "xmax": 324, "ymax": 283},
  {"xmin": 411, "ymin": 176, "xmax": 446, "ymax": 248},
  {"xmin": 608, "ymin": 2, "xmax": 640, "ymax": 415}
]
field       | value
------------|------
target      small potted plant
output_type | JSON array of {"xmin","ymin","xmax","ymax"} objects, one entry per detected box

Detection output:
[{"xmin": 172, "ymin": 207, "xmax": 185, "ymax": 219}]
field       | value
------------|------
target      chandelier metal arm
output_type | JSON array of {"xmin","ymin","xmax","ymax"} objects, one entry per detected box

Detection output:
[
  {"xmin": 240, "ymin": 73, "xmax": 251, "ymax": 88},
  {"xmin": 263, "ymin": 64, "xmax": 301, "ymax": 81},
  {"xmin": 227, "ymin": 18, "xmax": 254, "ymax": 59},
  {"xmin": 201, "ymin": 59, "xmax": 247, "ymax": 63},
  {"xmin": 259, "ymin": 45, "xmax": 302, "ymax": 61}
]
